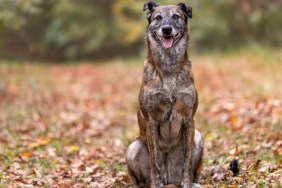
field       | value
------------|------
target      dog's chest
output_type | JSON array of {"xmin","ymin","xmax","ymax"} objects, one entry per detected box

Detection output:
[
  {"xmin": 144, "ymin": 72, "xmax": 195, "ymax": 112},
  {"xmin": 143, "ymin": 73, "xmax": 196, "ymax": 147},
  {"xmin": 165, "ymin": 77, "xmax": 195, "ymax": 144},
  {"xmin": 162, "ymin": 76, "xmax": 176, "ymax": 102}
]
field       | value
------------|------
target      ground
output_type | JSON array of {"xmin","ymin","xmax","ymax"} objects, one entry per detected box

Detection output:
[{"xmin": 0, "ymin": 51, "xmax": 281, "ymax": 188}]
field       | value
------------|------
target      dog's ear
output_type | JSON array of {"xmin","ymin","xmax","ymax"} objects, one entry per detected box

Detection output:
[
  {"xmin": 143, "ymin": 1, "xmax": 158, "ymax": 12},
  {"xmin": 143, "ymin": 1, "xmax": 158, "ymax": 22},
  {"xmin": 177, "ymin": 3, "xmax": 192, "ymax": 19}
]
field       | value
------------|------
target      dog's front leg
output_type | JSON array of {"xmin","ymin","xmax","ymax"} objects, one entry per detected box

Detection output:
[
  {"xmin": 182, "ymin": 118, "xmax": 195, "ymax": 188},
  {"xmin": 147, "ymin": 117, "xmax": 163, "ymax": 188}
]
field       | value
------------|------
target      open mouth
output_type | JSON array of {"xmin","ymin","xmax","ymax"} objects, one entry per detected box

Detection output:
[{"xmin": 155, "ymin": 31, "xmax": 182, "ymax": 49}]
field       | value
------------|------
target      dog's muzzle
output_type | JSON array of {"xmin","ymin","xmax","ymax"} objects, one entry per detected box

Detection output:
[{"xmin": 155, "ymin": 25, "xmax": 182, "ymax": 49}]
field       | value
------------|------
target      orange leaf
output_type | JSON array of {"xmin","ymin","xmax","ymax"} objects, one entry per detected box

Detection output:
[
  {"xmin": 39, "ymin": 137, "xmax": 50, "ymax": 146},
  {"xmin": 21, "ymin": 152, "xmax": 33, "ymax": 159},
  {"xmin": 95, "ymin": 159, "xmax": 103, "ymax": 165}
]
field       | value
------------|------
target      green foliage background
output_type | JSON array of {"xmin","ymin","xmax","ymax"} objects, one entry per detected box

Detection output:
[{"xmin": 0, "ymin": 0, "xmax": 281, "ymax": 61}]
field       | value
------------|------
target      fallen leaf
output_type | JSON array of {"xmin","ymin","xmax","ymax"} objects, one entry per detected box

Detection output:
[
  {"xmin": 33, "ymin": 168, "xmax": 42, "ymax": 178},
  {"xmin": 21, "ymin": 152, "xmax": 33, "ymax": 159},
  {"xmin": 230, "ymin": 146, "xmax": 240, "ymax": 156},
  {"xmin": 66, "ymin": 145, "xmax": 79, "ymax": 153}
]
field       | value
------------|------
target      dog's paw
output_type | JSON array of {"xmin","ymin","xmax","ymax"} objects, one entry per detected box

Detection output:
[
  {"xmin": 181, "ymin": 183, "xmax": 202, "ymax": 188},
  {"xmin": 163, "ymin": 184, "xmax": 177, "ymax": 188},
  {"xmin": 151, "ymin": 182, "xmax": 164, "ymax": 188},
  {"xmin": 181, "ymin": 184, "xmax": 191, "ymax": 188},
  {"xmin": 192, "ymin": 183, "xmax": 202, "ymax": 188}
]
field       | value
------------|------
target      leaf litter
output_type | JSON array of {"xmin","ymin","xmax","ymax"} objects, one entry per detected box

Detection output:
[{"xmin": 0, "ymin": 55, "xmax": 281, "ymax": 187}]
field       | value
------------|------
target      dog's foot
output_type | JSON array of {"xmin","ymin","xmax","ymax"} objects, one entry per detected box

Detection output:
[
  {"xmin": 182, "ymin": 183, "xmax": 192, "ymax": 188},
  {"xmin": 181, "ymin": 183, "xmax": 202, "ymax": 188},
  {"xmin": 163, "ymin": 184, "xmax": 177, "ymax": 188},
  {"xmin": 192, "ymin": 183, "xmax": 202, "ymax": 188},
  {"xmin": 151, "ymin": 181, "xmax": 164, "ymax": 188}
]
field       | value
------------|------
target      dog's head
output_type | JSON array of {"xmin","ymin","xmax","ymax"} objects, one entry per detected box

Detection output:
[{"xmin": 144, "ymin": 1, "xmax": 192, "ymax": 49}]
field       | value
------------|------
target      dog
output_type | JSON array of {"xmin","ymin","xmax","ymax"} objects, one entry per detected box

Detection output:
[{"xmin": 126, "ymin": 1, "xmax": 203, "ymax": 188}]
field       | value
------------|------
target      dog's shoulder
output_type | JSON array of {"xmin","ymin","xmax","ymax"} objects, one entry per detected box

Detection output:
[{"xmin": 142, "ymin": 59, "xmax": 163, "ymax": 88}]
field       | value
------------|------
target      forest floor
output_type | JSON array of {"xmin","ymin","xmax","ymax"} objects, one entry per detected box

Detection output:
[{"xmin": 0, "ymin": 51, "xmax": 282, "ymax": 188}]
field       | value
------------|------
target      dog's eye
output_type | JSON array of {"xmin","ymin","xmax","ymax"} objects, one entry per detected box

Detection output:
[
  {"xmin": 154, "ymin": 14, "xmax": 162, "ymax": 21},
  {"xmin": 172, "ymin": 14, "xmax": 180, "ymax": 19}
]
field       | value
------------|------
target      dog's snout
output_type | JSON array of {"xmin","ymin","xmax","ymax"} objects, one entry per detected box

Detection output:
[{"xmin": 162, "ymin": 25, "xmax": 172, "ymax": 35}]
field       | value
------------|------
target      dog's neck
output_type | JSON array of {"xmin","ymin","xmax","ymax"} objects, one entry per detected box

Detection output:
[{"xmin": 146, "ymin": 32, "xmax": 190, "ymax": 75}]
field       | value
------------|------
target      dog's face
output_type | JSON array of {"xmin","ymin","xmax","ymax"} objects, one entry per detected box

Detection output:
[{"xmin": 144, "ymin": 1, "xmax": 192, "ymax": 49}]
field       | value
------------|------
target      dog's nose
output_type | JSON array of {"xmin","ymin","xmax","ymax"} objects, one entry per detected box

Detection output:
[{"xmin": 162, "ymin": 25, "xmax": 172, "ymax": 35}]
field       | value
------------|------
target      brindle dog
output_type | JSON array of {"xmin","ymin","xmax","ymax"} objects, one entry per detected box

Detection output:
[{"xmin": 126, "ymin": 1, "xmax": 203, "ymax": 188}]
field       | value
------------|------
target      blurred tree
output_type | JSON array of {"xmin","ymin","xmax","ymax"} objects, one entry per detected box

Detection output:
[
  {"xmin": 0, "ymin": 0, "xmax": 54, "ymax": 59},
  {"xmin": 190, "ymin": 0, "xmax": 282, "ymax": 50},
  {"xmin": 0, "ymin": 0, "xmax": 281, "ymax": 61},
  {"xmin": 45, "ymin": 0, "xmax": 114, "ymax": 59},
  {"xmin": 112, "ymin": 0, "xmax": 145, "ymax": 44},
  {"xmin": 45, "ymin": 0, "xmax": 145, "ymax": 59}
]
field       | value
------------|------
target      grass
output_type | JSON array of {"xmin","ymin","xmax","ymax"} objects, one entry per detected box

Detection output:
[{"xmin": 0, "ymin": 50, "xmax": 281, "ymax": 187}]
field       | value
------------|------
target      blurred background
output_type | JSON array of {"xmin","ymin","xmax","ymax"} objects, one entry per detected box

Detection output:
[
  {"xmin": 0, "ymin": 1, "xmax": 282, "ymax": 187},
  {"xmin": 0, "ymin": 0, "xmax": 282, "ymax": 61}
]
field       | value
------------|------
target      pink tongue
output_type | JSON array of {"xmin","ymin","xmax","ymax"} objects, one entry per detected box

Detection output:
[{"xmin": 162, "ymin": 38, "xmax": 173, "ymax": 49}]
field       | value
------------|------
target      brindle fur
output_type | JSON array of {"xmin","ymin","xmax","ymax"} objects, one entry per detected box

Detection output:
[{"xmin": 126, "ymin": 1, "xmax": 203, "ymax": 188}]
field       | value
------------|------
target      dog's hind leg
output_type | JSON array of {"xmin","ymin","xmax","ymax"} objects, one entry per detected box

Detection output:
[
  {"xmin": 126, "ymin": 139, "xmax": 150, "ymax": 188},
  {"xmin": 192, "ymin": 129, "xmax": 203, "ymax": 183},
  {"xmin": 182, "ymin": 119, "xmax": 195, "ymax": 188}
]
